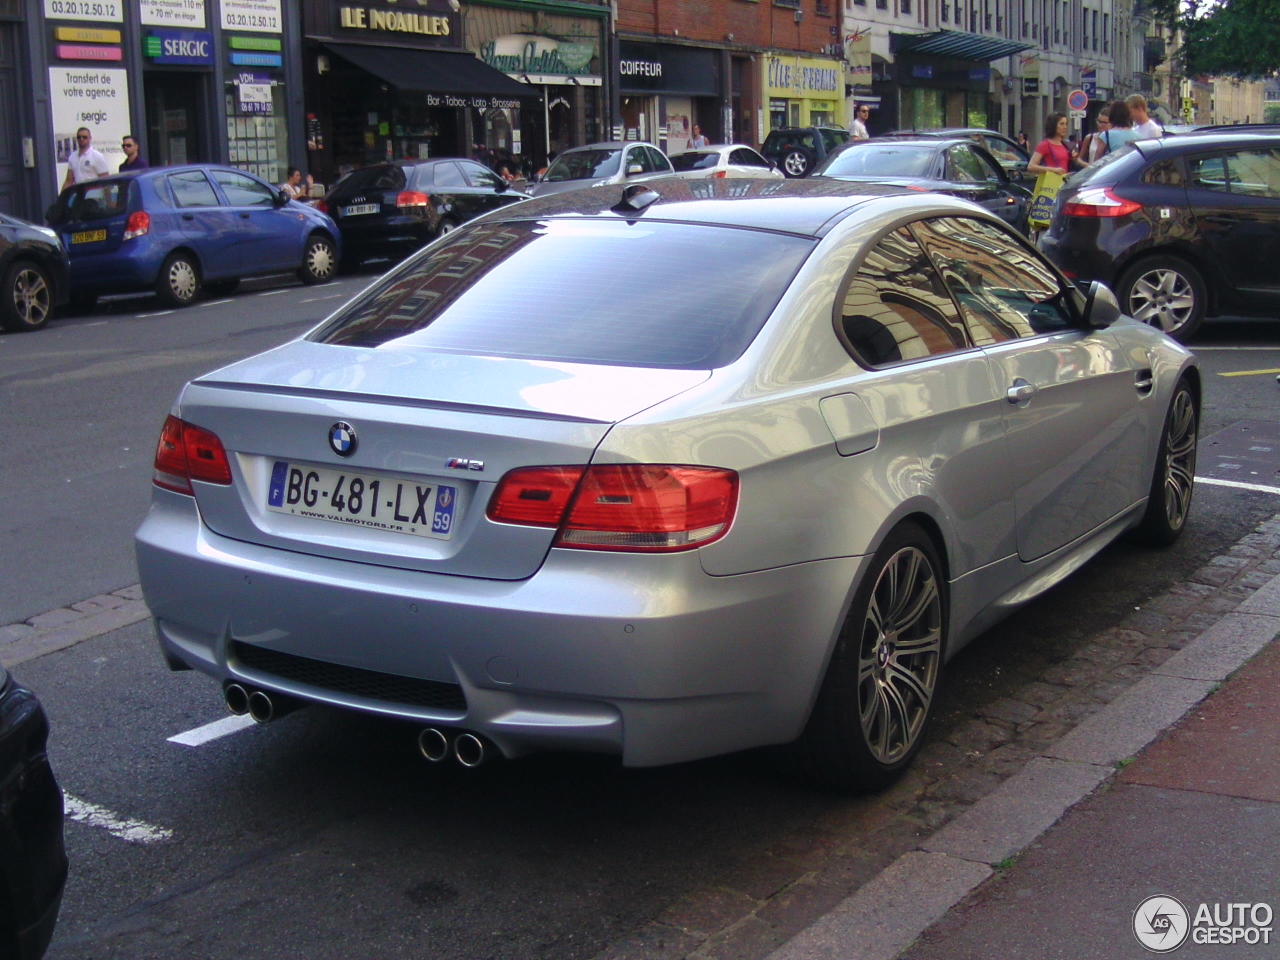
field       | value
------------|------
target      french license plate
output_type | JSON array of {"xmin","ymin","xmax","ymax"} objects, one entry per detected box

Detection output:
[
  {"xmin": 341, "ymin": 203, "xmax": 379, "ymax": 217},
  {"xmin": 71, "ymin": 229, "xmax": 107, "ymax": 243},
  {"xmin": 266, "ymin": 461, "xmax": 458, "ymax": 539}
]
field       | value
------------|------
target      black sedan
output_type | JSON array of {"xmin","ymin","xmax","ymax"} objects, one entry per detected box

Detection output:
[
  {"xmin": 813, "ymin": 137, "xmax": 1031, "ymax": 233},
  {"xmin": 1039, "ymin": 129, "xmax": 1280, "ymax": 342},
  {"xmin": 0, "ymin": 664, "xmax": 67, "ymax": 959},
  {"xmin": 0, "ymin": 213, "xmax": 69, "ymax": 333},
  {"xmin": 319, "ymin": 159, "xmax": 529, "ymax": 268}
]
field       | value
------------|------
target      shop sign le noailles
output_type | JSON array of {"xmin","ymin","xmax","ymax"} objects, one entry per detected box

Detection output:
[{"xmin": 336, "ymin": 0, "xmax": 458, "ymax": 40}]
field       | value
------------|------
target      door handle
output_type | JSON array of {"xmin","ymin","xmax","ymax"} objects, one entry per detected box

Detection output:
[
  {"xmin": 1134, "ymin": 368, "xmax": 1154, "ymax": 394},
  {"xmin": 182, "ymin": 214, "xmax": 194, "ymax": 220},
  {"xmin": 239, "ymin": 212, "xmax": 251, "ymax": 219},
  {"xmin": 1006, "ymin": 379, "xmax": 1036, "ymax": 405}
]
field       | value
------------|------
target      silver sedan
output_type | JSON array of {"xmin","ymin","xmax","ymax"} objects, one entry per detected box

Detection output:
[{"xmin": 135, "ymin": 178, "xmax": 1198, "ymax": 791}]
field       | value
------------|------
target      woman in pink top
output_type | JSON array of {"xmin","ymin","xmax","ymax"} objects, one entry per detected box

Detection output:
[{"xmin": 1028, "ymin": 113, "xmax": 1071, "ymax": 177}]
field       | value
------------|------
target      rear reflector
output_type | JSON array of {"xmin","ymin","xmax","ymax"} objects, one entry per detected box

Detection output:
[
  {"xmin": 1061, "ymin": 186, "xmax": 1143, "ymax": 218},
  {"xmin": 152, "ymin": 415, "xmax": 233, "ymax": 495},
  {"xmin": 488, "ymin": 464, "xmax": 739, "ymax": 552}
]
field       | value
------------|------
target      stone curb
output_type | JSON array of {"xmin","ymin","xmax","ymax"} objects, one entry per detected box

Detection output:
[
  {"xmin": 0, "ymin": 586, "xmax": 149, "ymax": 668},
  {"xmin": 767, "ymin": 569, "xmax": 1280, "ymax": 960}
]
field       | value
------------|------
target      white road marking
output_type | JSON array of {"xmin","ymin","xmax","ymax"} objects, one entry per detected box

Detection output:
[
  {"xmin": 63, "ymin": 793, "xmax": 174, "ymax": 844},
  {"xmin": 200, "ymin": 299, "xmax": 233, "ymax": 307},
  {"xmin": 134, "ymin": 310, "xmax": 176, "ymax": 319},
  {"xmin": 300, "ymin": 293, "xmax": 344, "ymax": 303},
  {"xmin": 1197, "ymin": 476, "xmax": 1280, "ymax": 496},
  {"xmin": 257, "ymin": 289, "xmax": 291, "ymax": 296},
  {"xmin": 167, "ymin": 713, "xmax": 257, "ymax": 746}
]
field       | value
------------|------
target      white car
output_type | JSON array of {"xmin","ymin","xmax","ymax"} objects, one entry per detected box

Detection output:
[{"xmin": 668, "ymin": 144, "xmax": 784, "ymax": 180}]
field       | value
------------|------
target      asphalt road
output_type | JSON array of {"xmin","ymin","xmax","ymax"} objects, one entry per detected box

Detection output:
[{"xmin": 3, "ymin": 283, "xmax": 1279, "ymax": 959}]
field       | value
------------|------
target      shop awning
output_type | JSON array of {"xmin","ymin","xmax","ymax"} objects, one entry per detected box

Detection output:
[
  {"xmin": 324, "ymin": 42, "xmax": 538, "ymax": 101},
  {"xmin": 890, "ymin": 30, "xmax": 1034, "ymax": 62}
]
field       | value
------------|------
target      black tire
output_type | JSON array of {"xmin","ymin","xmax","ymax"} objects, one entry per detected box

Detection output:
[
  {"xmin": 204, "ymin": 278, "xmax": 241, "ymax": 298},
  {"xmin": 155, "ymin": 252, "xmax": 202, "ymax": 307},
  {"xmin": 1133, "ymin": 379, "xmax": 1198, "ymax": 546},
  {"xmin": 798, "ymin": 521, "xmax": 946, "ymax": 792},
  {"xmin": 299, "ymin": 234, "xmax": 337, "ymax": 284},
  {"xmin": 780, "ymin": 148, "xmax": 815, "ymax": 178},
  {"xmin": 1116, "ymin": 254, "xmax": 1206, "ymax": 343},
  {"xmin": 1, "ymin": 259, "xmax": 53, "ymax": 332},
  {"xmin": 436, "ymin": 218, "xmax": 459, "ymax": 238}
]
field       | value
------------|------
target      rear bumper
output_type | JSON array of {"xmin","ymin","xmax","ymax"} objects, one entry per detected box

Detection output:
[
  {"xmin": 135, "ymin": 490, "xmax": 863, "ymax": 767},
  {"xmin": 68, "ymin": 241, "xmax": 163, "ymax": 293}
]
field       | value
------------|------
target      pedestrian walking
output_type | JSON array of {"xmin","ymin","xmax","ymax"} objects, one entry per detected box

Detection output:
[
  {"xmin": 118, "ymin": 134, "xmax": 147, "ymax": 172},
  {"xmin": 1126, "ymin": 94, "xmax": 1164, "ymax": 139},
  {"xmin": 62, "ymin": 127, "xmax": 110, "ymax": 190},
  {"xmin": 1099, "ymin": 100, "xmax": 1141, "ymax": 154},
  {"xmin": 851, "ymin": 104, "xmax": 871, "ymax": 140},
  {"xmin": 1074, "ymin": 110, "xmax": 1111, "ymax": 168},
  {"xmin": 1029, "ymin": 113, "xmax": 1071, "ymax": 177},
  {"xmin": 689, "ymin": 124, "xmax": 709, "ymax": 148}
]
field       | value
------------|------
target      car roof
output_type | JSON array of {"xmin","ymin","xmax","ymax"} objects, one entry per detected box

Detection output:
[
  {"xmin": 473, "ymin": 176, "xmax": 925, "ymax": 236},
  {"xmin": 560, "ymin": 141, "xmax": 658, "ymax": 152},
  {"xmin": 889, "ymin": 127, "xmax": 1004, "ymax": 137},
  {"xmin": 1132, "ymin": 129, "xmax": 1280, "ymax": 155}
]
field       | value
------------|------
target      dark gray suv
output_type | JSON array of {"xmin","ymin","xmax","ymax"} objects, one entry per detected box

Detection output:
[{"xmin": 760, "ymin": 127, "xmax": 851, "ymax": 178}]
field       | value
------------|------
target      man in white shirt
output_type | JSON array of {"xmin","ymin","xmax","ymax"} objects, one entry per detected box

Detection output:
[
  {"xmin": 63, "ymin": 127, "xmax": 111, "ymax": 190},
  {"xmin": 1126, "ymin": 95, "xmax": 1163, "ymax": 139},
  {"xmin": 851, "ymin": 104, "xmax": 871, "ymax": 140}
]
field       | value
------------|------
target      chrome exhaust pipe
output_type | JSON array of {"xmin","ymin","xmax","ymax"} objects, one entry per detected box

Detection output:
[
  {"xmin": 224, "ymin": 683, "xmax": 250, "ymax": 716},
  {"xmin": 417, "ymin": 727, "xmax": 451, "ymax": 763},
  {"xmin": 246, "ymin": 688, "xmax": 301, "ymax": 724},
  {"xmin": 453, "ymin": 732, "xmax": 486, "ymax": 768}
]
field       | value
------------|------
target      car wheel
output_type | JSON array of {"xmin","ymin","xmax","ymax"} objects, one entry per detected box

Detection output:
[
  {"xmin": 299, "ymin": 234, "xmax": 337, "ymax": 284},
  {"xmin": 155, "ymin": 252, "xmax": 201, "ymax": 307},
  {"xmin": 204, "ymin": 278, "xmax": 240, "ymax": 298},
  {"xmin": 799, "ymin": 521, "xmax": 945, "ymax": 792},
  {"xmin": 1, "ymin": 260, "xmax": 53, "ymax": 332},
  {"xmin": 437, "ymin": 218, "xmax": 459, "ymax": 238},
  {"xmin": 781, "ymin": 149, "xmax": 815, "ymax": 178},
  {"xmin": 1116, "ymin": 254, "xmax": 1206, "ymax": 343},
  {"xmin": 1133, "ymin": 379, "xmax": 1197, "ymax": 546}
]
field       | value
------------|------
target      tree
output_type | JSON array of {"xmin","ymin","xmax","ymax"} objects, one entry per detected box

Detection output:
[{"xmin": 1149, "ymin": 0, "xmax": 1280, "ymax": 77}]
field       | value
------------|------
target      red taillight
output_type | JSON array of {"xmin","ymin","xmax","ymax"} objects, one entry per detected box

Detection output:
[
  {"xmin": 123, "ymin": 210, "xmax": 150, "ymax": 240},
  {"xmin": 1061, "ymin": 187, "xmax": 1143, "ymax": 218},
  {"xmin": 713, "ymin": 170, "xmax": 728, "ymax": 179},
  {"xmin": 488, "ymin": 464, "xmax": 739, "ymax": 552},
  {"xmin": 396, "ymin": 191, "xmax": 431, "ymax": 208},
  {"xmin": 314, "ymin": 199, "xmax": 330, "ymax": 214},
  {"xmin": 152, "ymin": 415, "xmax": 232, "ymax": 495}
]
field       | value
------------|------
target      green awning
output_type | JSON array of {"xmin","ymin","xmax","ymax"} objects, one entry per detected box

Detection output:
[{"xmin": 891, "ymin": 30, "xmax": 1034, "ymax": 62}]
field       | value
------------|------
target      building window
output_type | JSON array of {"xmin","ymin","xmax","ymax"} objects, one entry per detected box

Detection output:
[
  {"xmin": 1103, "ymin": 12, "xmax": 1109, "ymax": 51},
  {"xmin": 902, "ymin": 0, "xmax": 912, "ymax": 13},
  {"xmin": 1092, "ymin": 9, "xmax": 1099, "ymax": 49},
  {"xmin": 941, "ymin": 0, "xmax": 949, "ymax": 21}
]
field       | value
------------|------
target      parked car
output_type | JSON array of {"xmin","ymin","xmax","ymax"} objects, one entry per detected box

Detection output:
[
  {"xmin": 814, "ymin": 137, "xmax": 1032, "ymax": 232},
  {"xmin": 1039, "ymin": 129, "xmax": 1280, "ymax": 342},
  {"xmin": 760, "ymin": 126, "xmax": 852, "ymax": 177},
  {"xmin": 317, "ymin": 159, "xmax": 528, "ymax": 268},
  {"xmin": 667, "ymin": 144, "xmax": 784, "ymax": 180},
  {"xmin": 886, "ymin": 128, "xmax": 1033, "ymax": 186},
  {"xmin": 0, "ymin": 213, "xmax": 69, "ymax": 333},
  {"xmin": 0, "ymin": 664, "xmax": 67, "ymax": 960},
  {"xmin": 135, "ymin": 177, "xmax": 1198, "ymax": 792},
  {"xmin": 45, "ymin": 165, "xmax": 341, "ymax": 309},
  {"xmin": 527, "ymin": 142, "xmax": 673, "ymax": 197}
]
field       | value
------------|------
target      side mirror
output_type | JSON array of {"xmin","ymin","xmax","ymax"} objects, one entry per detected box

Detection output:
[
  {"xmin": 1082, "ymin": 280, "xmax": 1122, "ymax": 328},
  {"xmin": 45, "ymin": 204, "xmax": 59, "ymax": 224},
  {"xmin": 626, "ymin": 162, "xmax": 644, "ymax": 176},
  {"xmin": 495, "ymin": 179, "xmax": 509, "ymax": 193},
  {"xmin": 276, "ymin": 189, "xmax": 291, "ymax": 207}
]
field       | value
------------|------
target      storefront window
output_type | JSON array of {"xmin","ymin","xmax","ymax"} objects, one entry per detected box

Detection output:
[
  {"xmin": 225, "ymin": 76, "xmax": 288, "ymax": 186},
  {"xmin": 769, "ymin": 98, "xmax": 788, "ymax": 130},
  {"xmin": 810, "ymin": 101, "xmax": 836, "ymax": 126},
  {"xmin": 905, "ymin": 88, "xmax": 946, "ymax": 129}
]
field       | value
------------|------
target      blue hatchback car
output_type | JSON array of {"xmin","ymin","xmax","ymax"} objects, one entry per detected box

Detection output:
[{"xmin": 47, "ymin": 165, "xmax": 341, "ymax": 308}]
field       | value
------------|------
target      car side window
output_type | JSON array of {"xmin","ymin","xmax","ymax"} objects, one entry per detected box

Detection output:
[
  {"xmin": 731, "ymin": 148, "xmax": 770, "ymax": 168},
  {"xmin": 211, "ymin": 170, "xmax": 276, "ymax": 207},
  {"xmin": 1143, "ymin": 159, "xmax": 1183, "ymax": 186},
  {"xmin": 1224, "ymin": 149, "xmax": 1280, "ymax": 198},
  {"xmin": 973, "ymin": 149, "xmax": 1005, "ymax": 181},
  {"xmin": 912, "ymin": 217, "xmax": 1075, "ymax": 343},
  {"xmin": 947, "ymin": 145, "xmax": 986, "ymax": 182},
  {"xmin": 646, "ymin": 146, "xmax": 672, "ymax": 171},
  {"xmin": 984, "ymin": 136, "xmax": 1026, "ymax": 165},
  {"xmin": 168, "ymin": 171, "xmax": 221, "ymax": 208},
  {"xmin": 460, "ymin": 161, "xmax": 504, "ymax": 188},
  {"xmin": 836, "ymin": 225, "xmax": 971, "ymax": 367},
  {"xmin": 64, "ymin": 181, "xmax": 129, "ymax": 221},
  {"xmin": 432, "ymin": 163, "xmax": 467, "ymax": 188},
  {"xmin": 820, "ymin": 129, "xmax": 848, "ymax": 152},
  {"xmin": 1188, "ymin": 154, "xmax": 1230, "ymax": 193}
]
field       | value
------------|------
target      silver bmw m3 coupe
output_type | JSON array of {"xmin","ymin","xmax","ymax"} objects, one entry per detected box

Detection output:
[{"xmin": 135, "ymin": 177, "xmax": 1199, "ymax": 791}]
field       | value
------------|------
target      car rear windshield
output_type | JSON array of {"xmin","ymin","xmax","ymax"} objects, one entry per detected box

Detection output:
[
  {"xmin": 543, "ymin": 150, "xmax": 621, "ymax": 182},
  {"xmin": 311, "ymin": 218, "xmax": 814, "ymax": 369},
  {"xmin": 48, "ymin": 180, "xmax": 131, "ymax": 224},
  {"xmin": 670, "ymin": 152, "xmax": 720, "ymax": 171},
  {"xmin": 822, "ymin": 145, "xmax": 935, "ymax": 178}
]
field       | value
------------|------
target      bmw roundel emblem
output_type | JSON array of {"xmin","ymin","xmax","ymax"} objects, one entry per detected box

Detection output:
[{"xmin": 329, "ymin": 421, "xmax": 357, "ymax": 457}]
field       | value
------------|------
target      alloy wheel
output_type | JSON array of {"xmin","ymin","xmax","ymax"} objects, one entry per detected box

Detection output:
[
  {"xmin": 11, "ymin": 266, "xmax": 51, "ymax": 329},
  {"xmin": 1161, "ymin": 388, "xmax": 1197, "ymax": 532},
  {"xmin": 1126, "ymin": 266, "xmax": 1196, "ymax": 335},
  {"xmin": 857, "ymin": 545, "xmax": 942, "ymax": 765}
]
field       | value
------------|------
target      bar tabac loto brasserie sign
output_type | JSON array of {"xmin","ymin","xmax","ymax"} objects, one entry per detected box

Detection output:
[{"xmin": 333, "ymin": 0, "xmax": 459, "ymax": 44}]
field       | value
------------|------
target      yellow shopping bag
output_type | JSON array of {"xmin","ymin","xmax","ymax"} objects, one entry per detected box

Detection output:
[{"xmin": 1028, "ymin": 171, "xmax": 1065, "ymax": 230}]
